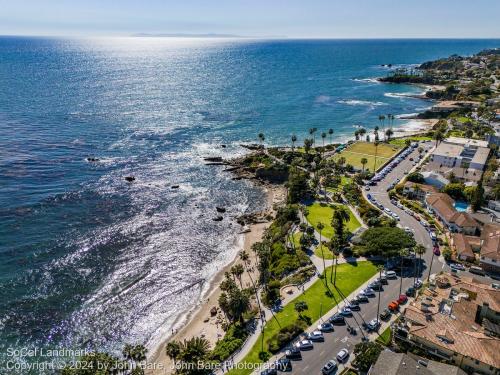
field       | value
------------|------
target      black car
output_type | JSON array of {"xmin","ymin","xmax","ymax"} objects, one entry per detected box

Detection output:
[
  {"xmin": 380, "ymin": 309, "xmax": 391, "ymax": 321},
  {"xmin": 405, "ymin": 286, "xmax": 416, "ymax": 297},
  {"xmin": 356, "ymin": 294, "xmax": 369, "ymax": 303},
  {"xmin": 275, "ymin": 357, "xmax": 292, "ymax": 372},
  {"xmin": 347, "ymin": 302, "xmax": 361, "ymax": 311},
  {"xmin": 285, "ymin": 347, "xmax": 302, "ymax": 360},
  {"xmin": 329, "ymin": 313, "xmax": 346, "ymax": 325},
  {"xmin": 261, "ymin": 367, "xmax": 277, "ymax": 375}
]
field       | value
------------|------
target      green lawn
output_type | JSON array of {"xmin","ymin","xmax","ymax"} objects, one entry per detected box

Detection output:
[
  {"xmin": 305, "ymin": 202, "xmax": 361, "ymax": 239},
  {"xmin": 332, "ymin": 141, "xmax": 402, "ymax": 172},
  {"xmin": 292, "ymin": 232, "xmax": 302, "ymax": 248},
  {"xmin": 389, "ymin": 136, "xmax": 432, "ymax": 147},
  {"xmin": 314, "ymin": 242, "xmax": 334, "ymax": 260},
  {"xmin": 228, "ymin": 262, "xmax": 378, "ymax": 375},
  {"xmin": 377, "ymin": 326, "xmax": 392, "ymax": 346}
]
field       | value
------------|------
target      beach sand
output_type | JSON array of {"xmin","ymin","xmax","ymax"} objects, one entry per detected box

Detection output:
[{"xmin": 147, "ymin": 185, "xmax": 286, "ymax": 374}]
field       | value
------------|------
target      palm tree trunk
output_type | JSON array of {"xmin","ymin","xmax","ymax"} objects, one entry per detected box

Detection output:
[
  {"xmin": 376, "ymin": 268, "xmax": 382, "ymax": 326},
  {"xmin": 399, "ymin": 256, "xmax": 404, "ymax": 295},
  {"xmin": 427, "ymin": 251, "xmax": 435, "ymax": 282},
  {"xmin": 333, "ymin": 257, "xmax": 338, "ymax": 286}
]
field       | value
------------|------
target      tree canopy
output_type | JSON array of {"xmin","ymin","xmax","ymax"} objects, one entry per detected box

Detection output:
[{"xmin": 355, "ymin": 227, "xmax": 415, "ymax": 257}]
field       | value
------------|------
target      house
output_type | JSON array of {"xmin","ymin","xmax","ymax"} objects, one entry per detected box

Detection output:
[
  {"xmin": 402, "ymin": 182, "xmax": 438, "ymax": 202},
  {"xmin": 480, "ymin": 223, "xmax": 500, "ymax": 274},
  {"xmin": 395, "ymin": 274, "xmax": 500, "ymax": 374},
  {"xmin": 426, "ymin": 193, "xmax": 479, "ymax": 235},
  {"xmin": 369, "ymin": 349, "xmax": 466, "ymax": 375},
  {"xmin": 426, "ymin": 137, "xmax": 490, "ymax": 184},
  {"xmin": 421, "ymin": 171, "xmax": 449, "ymax": 189},
  {"xmin": 452, "ymin": 233, "xmax": 475, "ymax": 262}
]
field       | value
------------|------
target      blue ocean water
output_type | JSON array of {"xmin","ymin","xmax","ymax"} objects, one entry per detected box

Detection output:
[{"xmin": 0, "ymin": 37, "xmax": 499, "ymax": 370}]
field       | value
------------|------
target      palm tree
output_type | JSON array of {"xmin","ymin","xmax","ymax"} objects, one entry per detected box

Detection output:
[
  {"xmin": 179, "ymin": 337, "xmax": 210, "ymax": 364},
  {"xmin": 329, "ymin": 236, "xmax": 341, "ymax": 285},
  {"xmin": 304, "ymin": 138, "xmax": 313, "ymax": 154},
  {"xmin": 321, "ymin": 132, "xmax": 327, "ymax": 147},
  {"xmin": 258, "ymin": 133, "xmax": 265, "ymax": 147},
  {"xmin": 374, "ymin": 126, "xmax": 380, "ymax": 142},
  {"xmin": 317, "ymin": 222, "xmax": 326, "ymax": 275},
  {"xmin": 331, "ymin": 206, "xmax": 350, "ymax": 247},
  {"xmin": 433, "ymin": 130, "xmax": 444, "ymax": 146},
  {"xmin": 376, "ymin": 265, "xmax": 384, "ymax": 327},
  {"xmin": 328, "ymin": 128, "xmax": 334, "ymax": 144},
  {"xmin": 378, "ymin": 115, "xmax": 386, "ymax": 132},
  {"xmin": 337, "ymin": 156, "xmax": 346, "ymax": 169},
  {"xmin": 231, "ymin": 264, "xmax": 245, "ymax": 288},
  {"xmin": 398, "ymin": 248, "xmax": 409, "ymax": 295},
  {"xmin": 309, "ymin": 127, "xmax": 317, "ymax": 145},
  {"xmin": 294, "ymin": 301, "xmax": 308, "ymax": 319},
  {"xmin": 373, "ymin": 141, "xmax": 379, "ymax": 171},
  {"xmin": 427, "ymin": 246, "xmax": 436, "ymax": 283},
  {"xmin": 385, "ymin": 128, "xmax": 394, "ymax": 141},
  {"xmin": 361, "ymin": 157, "xmax": 368, "ymax": 172},
  {"xmin": 354, "ymin": 130, "xmax": 360, "ymax": 141},
  {"xmin": 240, "ymin": 250, "xmax": 264, "ymax": 323},
  {"xmin": 166, "ymin": 341, "xmax": 181, "ymax": 365},
  {"xmin": 414, "ymin": 244, "xmax": 426, "ymax": 283},
  {"xmin": 359, "ymin": 128, "xmax": 366, "ymax": 138},
  {"xmin": 291, "ymin": 134, "xmax": 297, "ymax": 151}
]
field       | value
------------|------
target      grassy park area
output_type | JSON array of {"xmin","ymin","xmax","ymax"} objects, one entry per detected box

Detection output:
[
  {"xmin": 326, "ymin": 175, "xmax": 352, "ymax": 193},
  {"xmin": 228, "ymin": 261, "xmax": 378, "ymax": 375},
  {"xmin": 389, "ymin": 136, "xmax": 432, "ymax": 147},
  {"xmin": 305, "ymin": 202, "xmax": 361, "ymax": 239},
  {"xmin": 332, "ymin": 141, "xmax": 401, "ymax": 172}
]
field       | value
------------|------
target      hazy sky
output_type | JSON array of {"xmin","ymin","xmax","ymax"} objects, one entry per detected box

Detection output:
[{"xmin": 1, "ymin": 0, "xmax": 499, "ymax": 38}]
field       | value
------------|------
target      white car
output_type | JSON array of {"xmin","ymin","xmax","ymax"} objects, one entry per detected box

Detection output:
[
  {"xmin": 367, "ymin": 318, "xmax": 380, "ymax": 331},
  {"xmin": 384, "ymin": 270, "xmax": 397, "ymax": 279},
  {"xmin": 336, "ymin": 348, "xmax": 349, "ymax": 362},
  {"xmin": 295, "ymin": 339, "xmax": 313, "ymax": 350},
  {"xmin": 384, "ymin": 208, "xmax": 392, "ymax": 214},
  {"xmin": 307, "ymin": 330, "xmax": 324, "ymax": 342},
  {"xmin": 322, "ymin": 360, "xmax": 338, "ymax": 375},
  {"xmin": 392, "ymin": 213, "xmax": 400, "ymax": 221}
]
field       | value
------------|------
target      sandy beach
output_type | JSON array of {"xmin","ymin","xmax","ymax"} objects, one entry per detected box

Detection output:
[{"xmin": 147, "ymin": 185, "xmax": 286, "ymax": 374}]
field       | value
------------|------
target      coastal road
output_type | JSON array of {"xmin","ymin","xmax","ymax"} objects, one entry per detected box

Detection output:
[{"xmin": 362, "ymin": 141, "xmax": 437, "ymax": 276}]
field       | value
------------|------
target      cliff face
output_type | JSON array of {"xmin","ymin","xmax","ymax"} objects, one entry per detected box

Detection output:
[{"xmin": 255, "ymin": 166, "xmax": 289, "ymax": 183}]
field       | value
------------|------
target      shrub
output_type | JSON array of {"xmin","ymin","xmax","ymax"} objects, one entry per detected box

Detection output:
[
  {"xmin": 210, "ymin": 324, "xmax": 248, "ymax": 361},
  {"xmin": 267, "ymin": 320, "xmax": 307, "ymax": 353}
]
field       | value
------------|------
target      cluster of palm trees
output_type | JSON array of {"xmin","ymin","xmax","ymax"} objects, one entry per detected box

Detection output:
[{"xmin": 166, "ymin": 336, "xmax": 211, "ymax": 374}]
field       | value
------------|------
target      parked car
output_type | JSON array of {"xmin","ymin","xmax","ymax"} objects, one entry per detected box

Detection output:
[
  {"xmin": 285, "ymin": 347, "xmax": 302, "ymax": 360},
  {"xmin": 363, "ymin": 287, "xmax": 376, "ymax": 297},
  {"xmin": 384, "ymin": 270, "xmax": 397, "ymax": 279},
  {"xmin": 329, "ymin": 313, "xmax": 345, "ymax": 325},
  {"xmin": 275, "ymin": 357, "xmax": 292, "ymax": 372},
  {"xmin": 414, "ymin": 279, "xmax": 423, "ymax": 288},
  {"xmin": 322, "ymin": 360, "xmax": 338, "ymax": 375},
  {"xmin": 295, "ymin": 340, "xmax": 313, "ymax": 350},
  {"xmin": 405, "ymin": 286, "xmax": 415, "ymax": 297},
  {"xmin": 433, "ymin": 246, "xmax": 440, "ymax": 256},
  {"xmin": 336, "ymin": 348, "xmax": 349, "ymax": 362},
  {"xmin": 388, "ymin": 300, "xmax": 399, "ymax": 312},
  {"xmin": 380, "ymin": 309, "xmax": 391, "ymax": 320},
  {"xmin": 318, "ymin": 322, "xmax": 334, "ymax": 332},
  {"xmin": 397, "ymin": 294, "xmax": 408, "ymax": 304},
  {"xmin": 367, "ymin": 319, "xmax": 380, "ymax": 331},
  {"xmin": 346, "ymin": 301, "xmax": 361, "ymax": 311},
  {"xmin": 356, "ymin": 294, "xmax": 369, "ymax": 303},
  {"xmin": 469, "ymin": 266, "xmax": 486, "ymax": 276},
  {"xmin": 369, "ymin": 281, "xmax": 382, "ymax": 290},
  {"xmin": 376, "ymin": 275, "xmax": 388, "ymax": 284},
  {"xmin": 261, "ymin": 366, "xmax": 277, "ymax": 375},
  {"xmin": 340, "ymin": 307, "xmax": 353, "ymax": 316},
  {"xmin": 450, "ymin": 263, "xmax": 465, "ymax": 271},
  {"xmin": 307, "ymin": 330, "xmax": 325, "ymax": 342}
]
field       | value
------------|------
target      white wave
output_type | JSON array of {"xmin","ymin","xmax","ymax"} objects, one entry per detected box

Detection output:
[
  {"xmin": 337, "ymin": 99, "xmax": 387, "ymax": 106},
  {"xmin": 384, "ymin": 92, "xmax": 422, "ymax": 99},
  {"xmin": 352, "ymin": 77, "xmax": 380, "ymax": 84},
  {"xmin": 395, "ymin": 113, "xmax": 419, "ymax": 119}
]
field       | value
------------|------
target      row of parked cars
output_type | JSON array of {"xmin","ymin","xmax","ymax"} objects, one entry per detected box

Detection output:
[
  {"xmin": 262, "ymin": 271, "xmax": 412, "ymax": 375},
  {"xmin": 369, "ymin": 143, "xmax": 418, "ymax": 185}
]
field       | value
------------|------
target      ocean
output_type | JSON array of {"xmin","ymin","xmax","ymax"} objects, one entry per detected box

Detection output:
[{"xmin": 0, "ymin": 37, "xmax": 499, "ymax": 372}]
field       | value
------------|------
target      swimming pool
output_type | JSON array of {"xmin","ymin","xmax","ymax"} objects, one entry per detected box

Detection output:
[{"xmin": 454, "ymin": 201, "xmax": 469, "ymax": 212}]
